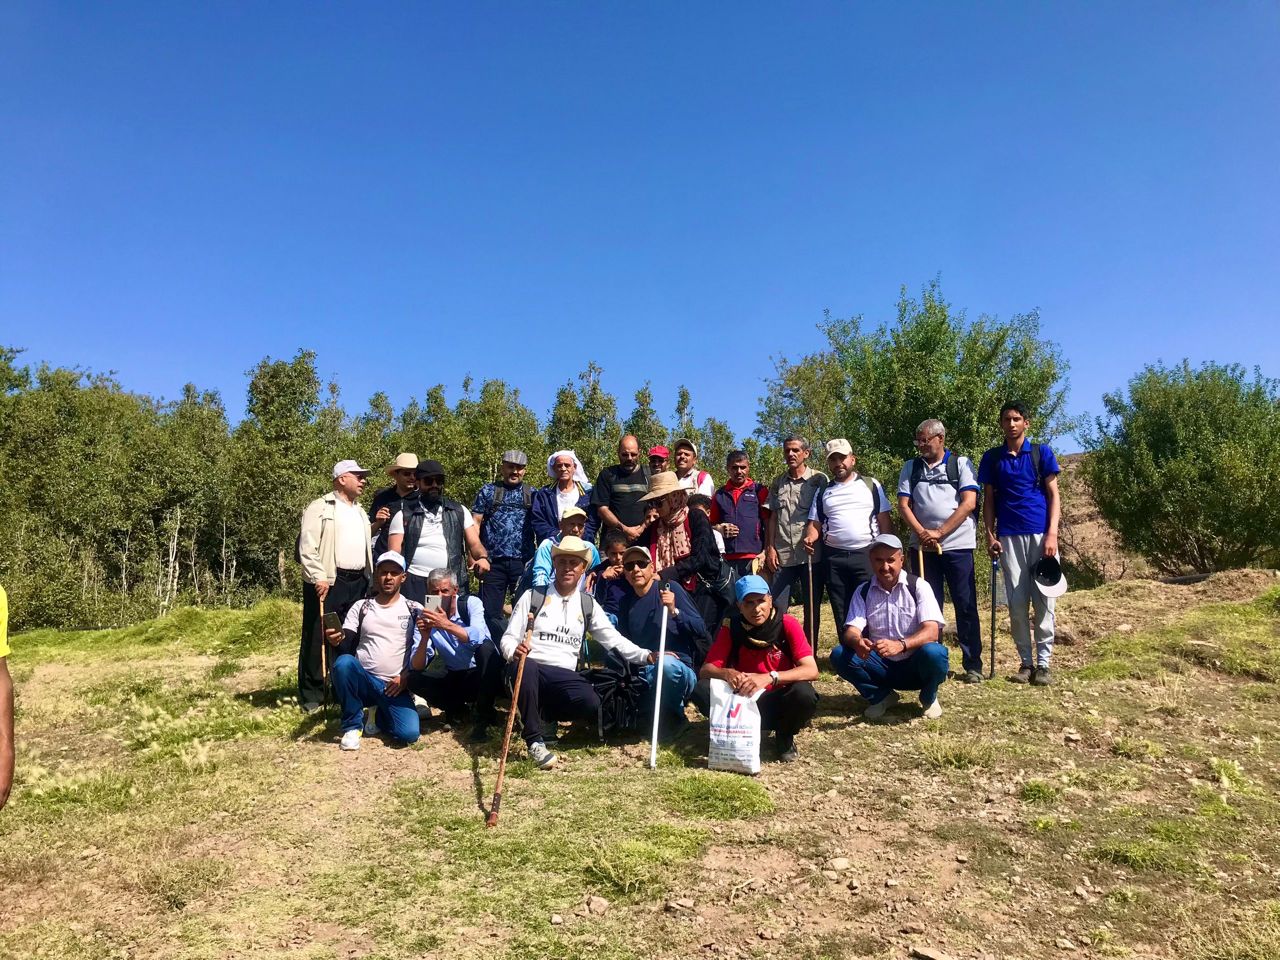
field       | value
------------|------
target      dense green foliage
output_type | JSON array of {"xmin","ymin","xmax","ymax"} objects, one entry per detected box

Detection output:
[
  {"xmin": 758, "ymin": 280, "xmax": 1074, "ymax": 485},
  {"xmin": 0, "ymin": 348, "xmax": 757, "ymax": 630},
  {"xmin": 1083, "ymin": 362, "xmax": 1280, "ymax": 573}
]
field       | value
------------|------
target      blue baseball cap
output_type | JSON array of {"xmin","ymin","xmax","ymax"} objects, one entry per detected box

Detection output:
[{"xmin": 734, "ymin": 574, "xmax": 771, "ymax": 603}]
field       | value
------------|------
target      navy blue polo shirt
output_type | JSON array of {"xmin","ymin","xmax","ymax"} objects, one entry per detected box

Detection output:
[{"xmin": 977, "ymin": 440, "xmax": 1060, "ymax": 536}]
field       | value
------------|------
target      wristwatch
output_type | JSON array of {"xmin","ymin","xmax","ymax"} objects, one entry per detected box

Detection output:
[{"xmin": 769, "ymin": 670, "xmax": 780, "ymax": 686}]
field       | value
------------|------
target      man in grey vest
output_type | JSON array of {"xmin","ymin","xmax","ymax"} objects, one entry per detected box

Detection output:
[{"xmin": 387, "ymin": 460, "xmax": 490, "ymax": 603}]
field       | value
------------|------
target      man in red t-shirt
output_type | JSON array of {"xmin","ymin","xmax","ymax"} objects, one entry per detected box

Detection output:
[{"xmin": 699, "ymin": 574, "xmax": 819, "ymax": 762}]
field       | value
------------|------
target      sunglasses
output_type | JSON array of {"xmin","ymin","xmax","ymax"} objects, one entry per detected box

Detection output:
[{"xmin": 623, "ymin": 560, "xmax": 651, "ymax": 571}]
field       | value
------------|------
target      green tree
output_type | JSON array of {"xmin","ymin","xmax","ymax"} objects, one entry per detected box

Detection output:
[
  {"xmin": 1083, "ymin": 362, "xmax": 1280, "ymax": 573},
  {"xmin": 545, "ymin": 363, "xmax": 620, "ymax": 481},
  {"xmin": 622, "ymin": 382, "xmax": 667, "ymax": 450},
  {"xmin": 758, "ymin": 280, "xmax": 1073, "ymax": 484}
]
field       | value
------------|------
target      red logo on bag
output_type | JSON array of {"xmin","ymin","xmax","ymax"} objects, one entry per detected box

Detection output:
[{"xmin": 728, "ymin": 704, "xmax": 742, "ymax": 719}]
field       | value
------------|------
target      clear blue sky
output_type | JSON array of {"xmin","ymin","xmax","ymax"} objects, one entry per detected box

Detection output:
[{"xmin": 3, "ymin": 2, "xmax": 1277, "ymax": 451}]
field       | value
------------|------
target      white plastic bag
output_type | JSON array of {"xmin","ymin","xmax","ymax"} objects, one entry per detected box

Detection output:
[{"xmin": 707, "ymin": 678, "xmax": 764, "ymax": 775}]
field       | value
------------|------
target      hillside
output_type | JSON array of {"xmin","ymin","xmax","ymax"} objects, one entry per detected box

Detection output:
[{"xmin": 3, "ymin": 574, "xmax": 1280, "ymax": 960}]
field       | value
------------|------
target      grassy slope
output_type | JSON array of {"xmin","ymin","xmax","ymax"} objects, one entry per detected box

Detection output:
[{"xmin": 2, "ymin": 579, "xmax": 1280, "ymax": 960}]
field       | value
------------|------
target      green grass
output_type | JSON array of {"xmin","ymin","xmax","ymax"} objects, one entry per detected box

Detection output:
[
  {"xmin": 1018, "ymin": 780, "xmax": 1062, "ymax": 804},
  {"xmin": 658, "ymin": 770, "xmax": 775, "ymax": 819},
  {"xmin": 918, "ymin": 734, "xmax": 996, "ymax": 770}
]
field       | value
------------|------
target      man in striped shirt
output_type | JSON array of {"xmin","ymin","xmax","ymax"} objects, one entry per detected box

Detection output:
[{"xmin": 830, "ymin": 533, "xmax": 949, "ymax": 721}]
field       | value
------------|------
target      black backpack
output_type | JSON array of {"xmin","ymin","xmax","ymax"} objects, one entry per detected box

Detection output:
[
  {"xmin": 855, "ymin": 572, "xmax": 928, "ymax": 633},
  {"xmin": 580, "ymin": 663, "xmax": 647, "ymax": 737},
  {"xmin": 982, "ymin": 443, "xmax": 1048, "ymax": 491},
  {"xmin": 907, "ymin": 453, "xmax": 961, "ymax": 498}
]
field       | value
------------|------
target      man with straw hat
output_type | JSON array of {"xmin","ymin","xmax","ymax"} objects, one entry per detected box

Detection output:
[
  {"xmin": 640, "ymin": 470, "xmax": 725, "ymax": 635},
  {"xmin": 499, "ymin": 536, "xmax": 656, "ymax": 769},
  {"xmin": 897, "ymin": 419, "xmax": 984, "ymax": 683},
  {"xmin": 369, "ymin": 453, "xmax": 420, "ymax": 556}
]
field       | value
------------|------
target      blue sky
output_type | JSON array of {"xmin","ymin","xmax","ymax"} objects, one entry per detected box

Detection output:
[{"xmin": 2, "ymin": 2, "xmax": 1277, "ymax": 451}]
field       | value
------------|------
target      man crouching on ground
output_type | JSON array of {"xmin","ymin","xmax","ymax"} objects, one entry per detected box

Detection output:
[
  {"xmin": 324, "ymin": 551, "xmax": 424, "ymax": 750},
  {"xmin": 499, "ymin": 536, "xmax": 656, "ymax": 770}
]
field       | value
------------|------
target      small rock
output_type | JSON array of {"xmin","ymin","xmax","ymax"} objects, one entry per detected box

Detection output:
[
  {"xmin": 587, "ymin": 895, "xmax": 610, "ymax": 915},
  {"xmin": 826, "ymin": 857, "xmax": 851, "ymax": 872},
  {"xmin": 550, "ymin": 914, "xmax": 563, "ymax": 926},
  {"xmin": 822, "ymin": 870, "xmax": 839, "ymax": 881},
  {"xmin": 885, "ymin": 878, "xmax": 900, "ymax": 888},
  {"xmin": 1073, "ymin": 886, "xmax": 1088, "ymax": 899},
  {"xmin": 910, "ymin": 949, "xmax": 955, "ymax": 960},
  {"xmin": 757, "ymin": 928, "xmax": 777, "ymax": 941},
  {"xmin": 901, "ymin": 922, "xmax": 926, "ymax": 934},
  {"xmin": 1116, "ymin": 623, "xmax": 1132, "ymax": 633},
  {"xmin": 1056, "ymin": 938, "xmax": 1077, "ymax": 951},
  {"xmin": 955, "ymin": 854, "xmax": 969, "ymax": 864},
  {"xmin": 1064, "ymin": 731, "xmax": 1082, "ymax": 743},
  {"xmin": 665, "ymin": 898, "xmax": 695, "ymax": 913}
]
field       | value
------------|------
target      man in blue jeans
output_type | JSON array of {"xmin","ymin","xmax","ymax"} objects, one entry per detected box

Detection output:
[
  {"xmin": 324, "ymin": 551, "xmax": 424, "ymax": 750},
  {"xmin": 830, "ymin": 534, "xmax": 949, "ymax": 721}
]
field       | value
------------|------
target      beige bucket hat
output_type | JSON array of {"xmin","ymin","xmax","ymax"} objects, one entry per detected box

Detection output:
[{"xmin": 638, "ymin": 470, "xmax": 686, "ymax": 502}]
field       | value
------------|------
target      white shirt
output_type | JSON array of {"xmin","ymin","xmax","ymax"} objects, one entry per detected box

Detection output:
[
  {"xmin": 500, "ymin": 587, "xmax": 649, "ymax": 671},
  {"xmin": 333, "ymin": 498, "xmax": 370, "ymax": 571},
  {"xmin": 845, "ymin": 570, "xmax": 945, "ymax": 662},
  {"xmin": 677, "ymin": 469, "xmax": 715, "ymax": 498},
  {"xmin": 388, "ymin": 506, "xmax": 475, "ymax": 577},
  {"xmin": 807, "ymin": 474, "xmax": 892, "ymax": 550},
  {"xmin": 556, "ymin": 485, "xmax": 580, "ymax": 519},
  {"xmin": 342, "ymin": 595, "xmax": 420, "ymax": 681}
]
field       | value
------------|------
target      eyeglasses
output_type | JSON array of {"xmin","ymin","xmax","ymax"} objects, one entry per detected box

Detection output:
[{"xmin": 624, "ymin": 560, "xmax": 650, "ymax": 571}]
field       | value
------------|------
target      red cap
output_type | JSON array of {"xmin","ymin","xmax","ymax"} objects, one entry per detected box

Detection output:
[{"xmin": 648, "ymin": 445, "xmax": 670, "ymax": 458}]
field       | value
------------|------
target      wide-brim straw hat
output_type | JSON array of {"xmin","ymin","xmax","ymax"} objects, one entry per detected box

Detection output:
[
  {"xmin": 550, "ymin": 535, "xmax": 595, "ymax": 565},
  {"xmin": 385, "ymin": 452, "xmax": 419, "ymax": 476},
  {"xmin": 639, "ymin": 470, "xmax": 685, "ymax": 501}
]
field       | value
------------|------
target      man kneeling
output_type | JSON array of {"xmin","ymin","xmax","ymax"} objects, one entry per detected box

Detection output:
[
  {"xmin": 699, "ymin": 575, "xmax": 819, "ymax": 763},
  {"xmin": 830, "ymin": 533, "xmax": 948, "ymax": 720},
  {"xmin": 500, "ymin": 536, "xmax": 656, "ymax": 769},
  {"xmin": 325, "ymin": 551, "xmax": 423, "ymax": 750}
]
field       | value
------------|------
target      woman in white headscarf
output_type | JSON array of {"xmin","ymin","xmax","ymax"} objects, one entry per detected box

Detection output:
[{"xmin": 530, "ymin": 450, "xmax": 597, "ymax": 545}]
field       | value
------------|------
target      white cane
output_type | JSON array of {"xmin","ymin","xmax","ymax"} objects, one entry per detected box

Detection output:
[{"xmin": 648, "ymin": 593, "xmax": 671, "ymax": 770}]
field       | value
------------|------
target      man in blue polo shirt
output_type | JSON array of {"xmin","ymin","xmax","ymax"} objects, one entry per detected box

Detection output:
[
  {"xmin": 978, "ymin": 402, "xmax": 1062, "ymax": 686},
  {"xmin": 898, "ymin": 418, "xmax": 984, "ymax": 683}
]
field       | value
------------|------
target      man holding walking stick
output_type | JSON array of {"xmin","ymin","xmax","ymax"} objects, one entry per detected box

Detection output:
[
  {"xmin": 499, "ymin": 537, "xmax": 657, "ymax": 769},
  {"xmin": 762, "ymin": 436, "xmax": 827, "ymax": 648},
  {"xmin": 897, "ymin": 419, "xmax": 984, "ymax": 683}
]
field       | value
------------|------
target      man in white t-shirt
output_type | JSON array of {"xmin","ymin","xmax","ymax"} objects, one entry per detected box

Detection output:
[
  {"xmin": 387, "ymin": 459, "xmax": 490, "ymax": 603},
  {"xmin": 297, "ymin": 459, "xmax": 373, "ymax": 713},
  {"xmin": 803, "ymin": 440, "xmax": 893, "ymax": 651},
  {"xmin": 325, "ymin": 552, "xmax": 424, "ymax": 751},
  {"xmin": 897, "ymin": 418, "xmax": 984, "ymax": 683},
  {"xmin": 672, "ymin": 438, "xmax": 715, "ymax": 498},
  {"xmin": 500, "ymin": 536, "xmax": 655, "ymax": 769}
]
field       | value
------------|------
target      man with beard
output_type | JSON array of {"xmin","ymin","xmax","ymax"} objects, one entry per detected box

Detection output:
[
  {"xmin": 592, "ymin": 435, "xmax": 652, "ymax": 544},
  {"xmin": 387, "ymin": 460, "xmax": 490, "ymax": 603},
  {"xmin": 368, "ymin": 453, "xmax": 420, "ymax": 556},
  {"xmin": 472, "ymin": 450, "xmax": 536, "ymax": 636},
  {"xmin": 699, "ymin": 575, "xmax": 819, "ymax": 763}
]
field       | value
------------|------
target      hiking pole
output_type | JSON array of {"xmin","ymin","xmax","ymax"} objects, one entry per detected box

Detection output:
[
  {"xmin": 319, "ymin": 592, "xmax": 330, "ymax": 715},
  {"xmin": 648, "ymin": 588, "xmax": 671, "ymax": 770},
  {"xmin": 989, "ymin": 558, "xmax": 999, "ymax": 680},
  {"xmin": 917, "ymin": 545, "xmax": 925, "ymax": 578},
  {"xmin": 806, "ymin": 555, "xmax": 816, "ymax": 652},
  {"xmin": 487, "ymin": 614, "xmax": 532, "ymax": 829}
]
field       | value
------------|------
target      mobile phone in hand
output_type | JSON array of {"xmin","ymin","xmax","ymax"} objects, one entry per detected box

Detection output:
[
  {"xmin": 423, "ymin": 596, "xmax": 443, "ymax": 613},
  {"xmin": 322, "ymin": 612, "xmax": 342, "ymax": 633}
]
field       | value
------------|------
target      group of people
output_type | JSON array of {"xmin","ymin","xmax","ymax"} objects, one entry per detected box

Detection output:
[{"xmin": 297, "ymin": 402, "xmax": 1062, "ymax": 768}]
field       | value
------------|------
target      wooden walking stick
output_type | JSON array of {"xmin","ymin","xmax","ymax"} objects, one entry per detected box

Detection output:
[
  {"xmin": 318, "ymin": 592, "xmax": 330, "ymax": 713},
  {"xmin": 989, "ymin": 558, "xmax": 999, "ymax": 680},
  {"xmin": 805, "ymin": 555, "xmax": 816, "ymax": 652},
  {"xmin": 648, "ymin": 590, "xmax": 671, "ymax": 770},
  {"xmin": 487, "ymin": 613, "xmax": 533, "ymax": 828}
]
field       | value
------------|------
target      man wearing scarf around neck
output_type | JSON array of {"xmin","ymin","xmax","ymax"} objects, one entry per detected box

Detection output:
[{"xmin": 699, "ymin": 575, "xmax": 819, "ymax": 763}]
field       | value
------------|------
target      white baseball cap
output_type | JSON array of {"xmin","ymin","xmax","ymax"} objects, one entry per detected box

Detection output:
[
  {"xmin": 375, "ymin": 551, "xmax": 406, "ymax": 570},
  {"xmin": 332, "ymin": 459, "xmax": 370, "ymax": 479}
]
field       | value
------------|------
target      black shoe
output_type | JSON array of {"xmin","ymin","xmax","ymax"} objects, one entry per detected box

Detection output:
[
  {"xmin": 957, "ymin": 670, "xmax": 984, "ymax": 684},
  {"xmin": 1031, "ymin": 667, "xmax": 1053, "ymax": 686},
  {"xmin": 777, "ymin": 735, "xmax": 799, "ymax": 763},
  {"xmin": 1010, "ymin": 665, "xmax": 1033, "ymax": 684},
  {"xmin": 469, "ymin": 723, "xmax": 490, "ymax": 744}
]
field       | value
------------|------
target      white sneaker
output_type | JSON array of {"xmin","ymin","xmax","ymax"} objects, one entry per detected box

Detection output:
[
  {"xmin": 340, "ymin": 729, "xmax": 362, "ymax": 751},
  {"xmin": 363, "ymin": 707, "xmax": 380, "ymax": 735},
  {"xmin": 922, "ymin": 698, "xmax": 943, "ymax": 720},
  {"xmin": 528, "ymin": 741, "xmax": 557, "ymax": 769},
  {"xmin": 864, "ymin": 691, "xmax": 900, "ymax": 720}
]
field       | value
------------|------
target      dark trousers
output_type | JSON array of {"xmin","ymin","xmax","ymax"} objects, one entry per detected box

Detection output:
[
  {"xmin": 758, "ymin": 681, "xmax": 819, "ymax": 738},
  {"xmin": 480, "ymin": 556, "xmax": 526, "ymax": 638},
  {"xmin": 506, "ymin": 659, "xmax": 600, "ymax": 745},
  {"xmin": 914, "ymin": 548, "xmax": 983, "ymax": 674},
  {"xmin": 770, "ymin": 561, "xmax": 823, "ymax": 647},
  {"xmin": 298, "ymin": 570, "xmax": 369, "ymax": 706},
  {"xmin": 408, "ymin": 638, "xmax": 505, "ymax": 724},
  {"xmin": 822, "ymin": 547, "xmax": 872, "ymax": 642}
]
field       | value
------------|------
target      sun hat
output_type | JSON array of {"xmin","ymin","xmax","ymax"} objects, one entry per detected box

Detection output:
[
  {"xmin": 639, "ymin": 471, "xmax": 685, "ymax": 501},
  {"xmin": 385, "ymin": 453, "xmax": 419, "ymax": 476},
  {"xmin": 734, "ymin": 574, "xmax": 771, "ymax": 603},
  {"xmin": 825, "ymin": 439, "xmax": 853, "ymax": 458},
  {"xmin": 559, "ymin": 506, "xmax": 587, "ymax": 522},
  {"xmin": 1033, "ymin": 555, "xmax": 1068, "ymax": 598},
  {"xmin": 375, "ymin": 551, "xmax": 406, "ymax": 570},
  {"xmin": 551, "ymin": 535, "xmax": 594, "ymax": 565},
  {"xmin": 333, "ymin": 459, "xmax": 370, "ymax": 479}
]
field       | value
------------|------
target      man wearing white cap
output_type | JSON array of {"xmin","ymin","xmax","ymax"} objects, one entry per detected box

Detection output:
[
  {"xmin": 830, "ymin": 534, "xmax": 949, "ymax": 721},
  {"xmin": 803, "ymin": 440, "xmax": 893, "ymax": 649},
  {"xmin": 500, "ymin": 536, "xmax": 656, "ymax": 769},
  {"xmin": 298, "ymin": 460, "xmax": 374, "ymax": 712},
  {"xmin": 324, "ymin": 551, "xmax": 424, "ymax": 750},
  {"xmin": 672, "ymin": 438, "xmax": 715, "ymax": 498},
  {"xmin": 369, "ymin": 453, "xmax": 420, "ymax": 557}
]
